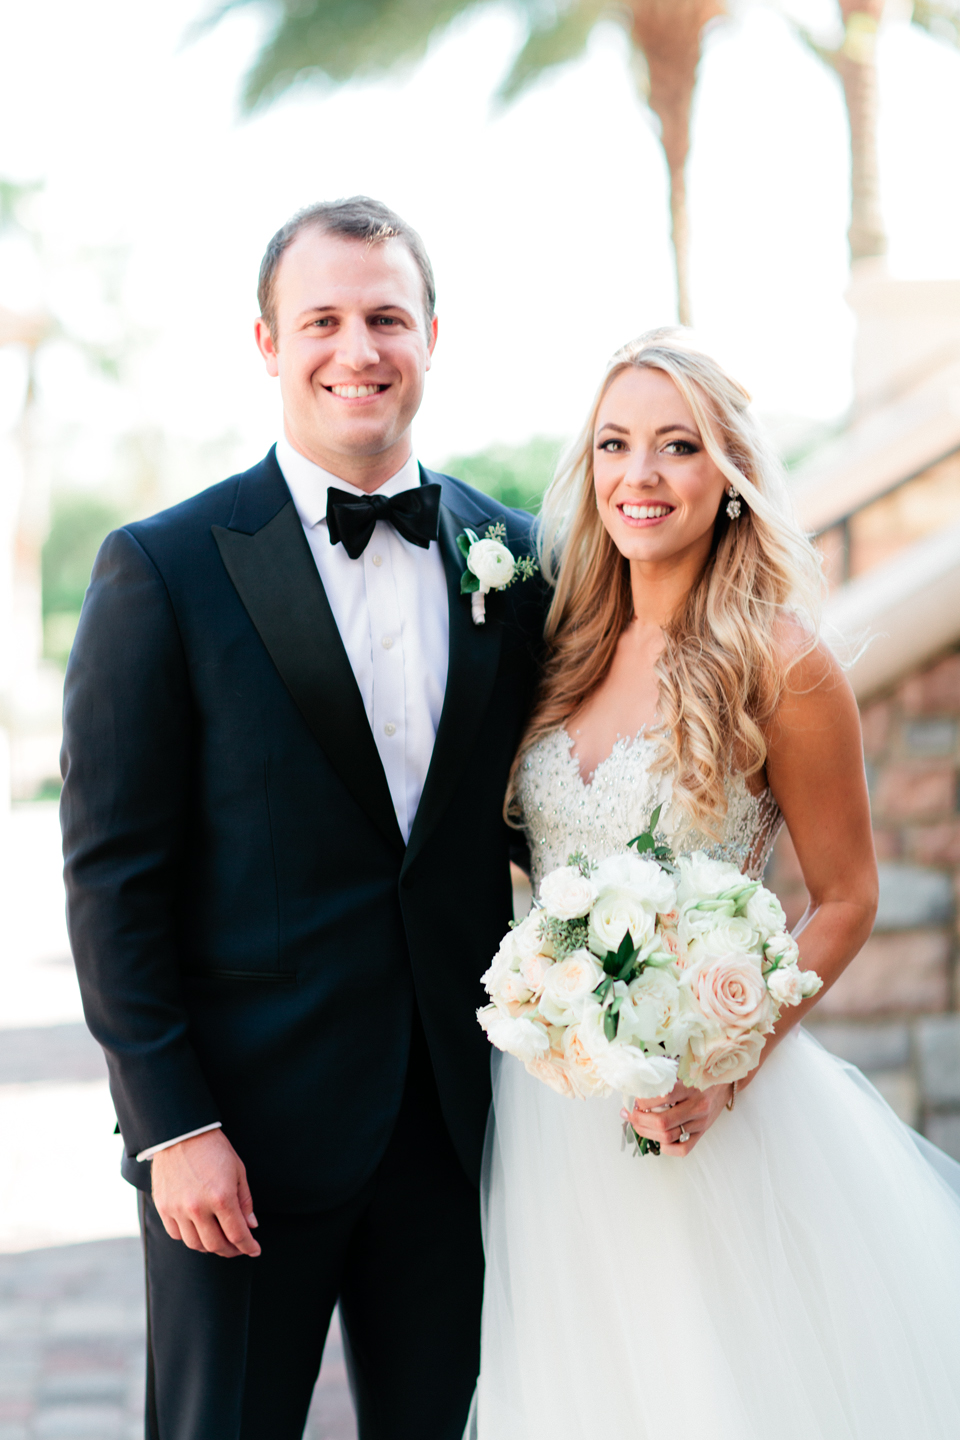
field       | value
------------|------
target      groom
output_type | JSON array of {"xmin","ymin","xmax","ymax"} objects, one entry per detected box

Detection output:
[{"xmin": 61, "ymin": 197, "xmax": 543, "ymax": 1440}]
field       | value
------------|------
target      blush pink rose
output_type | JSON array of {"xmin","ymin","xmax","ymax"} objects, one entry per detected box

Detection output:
[
  {"xmin": 561, "ymin": 1025, "xmax": 610, "ymax": 1098},
  {"xmin": 519, "ymin": 952, "xmax": 554, "ymax": 994},
  {"xmin": 524, "ymin": 1056, "xmax": 575, "ymax": 1097},
  {"xmin": 680, "ymin": 1027, "xmax": 765, "ymax": 1089},
  {"xmin": 686, "ymin": 952, "xmax": 769, "ymax": 1030}
]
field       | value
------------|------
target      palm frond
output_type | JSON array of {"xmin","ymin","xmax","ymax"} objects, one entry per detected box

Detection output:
[
  {"xmin": 498, "ymin": 0, "xmax": 609, "ymax": 102},
  {"xmin": 231, "ymin": 0, "xmax": 472, "ymax": 109},
  {"xmin": 911, "ymin": 0, "xmax": 960, "ymax": 46},
  {"xmin": 789, "ymin": 22, "xmax": 839, "ymax": 70}
]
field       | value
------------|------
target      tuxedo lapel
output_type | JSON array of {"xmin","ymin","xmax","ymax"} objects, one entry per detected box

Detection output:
[
  {"xmin": 404, "ymin": 485, "xmax": 503, "ymax": 871},
  {"xmin": 212, "ymin": 477, "xmax": 404, "ymax": 855}
]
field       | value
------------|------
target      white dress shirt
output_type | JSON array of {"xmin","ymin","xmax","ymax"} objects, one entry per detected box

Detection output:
[
  {"xmin": 275, "ymin": 435, "xmax": 450, "ymax": 840},
  {"xmin": 136, "ymin": 436, "xmax": 450, "ymax": 1162}
]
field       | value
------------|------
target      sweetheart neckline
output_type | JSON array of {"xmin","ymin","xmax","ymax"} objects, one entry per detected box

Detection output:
[
  {"xmin": 560, "ymin": 725, "xmax": 658, "ymax": 791},
  {"xmin": 557, "ymin": 725, "xmax": 774, "ymax": 808}
]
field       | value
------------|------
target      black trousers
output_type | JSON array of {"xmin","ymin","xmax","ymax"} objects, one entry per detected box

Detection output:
[{"xmin": 139, "ymin": 1017, "xmax": 484, "ymax": 1440}]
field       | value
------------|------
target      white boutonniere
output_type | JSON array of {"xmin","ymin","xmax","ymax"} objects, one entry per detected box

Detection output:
[{"xmin": 457, "ymin": 521, "xmax": 537, "ymax": 625}]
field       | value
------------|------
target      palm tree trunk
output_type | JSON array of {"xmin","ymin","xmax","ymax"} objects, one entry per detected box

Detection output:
[
  {"xmin": 630, "ymin": 0, "xmax": 725, "ymax": 326},
  {"xmin": 836, "ymin": 1, "xmax": 887, "ymax": 262}
]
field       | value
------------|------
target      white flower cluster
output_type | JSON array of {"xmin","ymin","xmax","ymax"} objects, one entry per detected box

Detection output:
[{"xmin": 477, "ymin": 849, "xmax": 822, "ymax": 1107}]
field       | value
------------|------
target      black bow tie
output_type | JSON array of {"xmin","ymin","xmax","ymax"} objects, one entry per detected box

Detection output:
[{"xmin": 326, "ymin": 483, "xmax": 442, "ymax": 560}]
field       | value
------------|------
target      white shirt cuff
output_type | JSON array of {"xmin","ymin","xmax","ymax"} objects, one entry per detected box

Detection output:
[{"xmin": 136, "ymin": 1121, "xmax": 222, "ymax": 1162}]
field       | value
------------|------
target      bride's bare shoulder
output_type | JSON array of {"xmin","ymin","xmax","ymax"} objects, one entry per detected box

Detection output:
[{"xmin": 767, "ymin": 615, "xmax": 857, "ymax": 741}]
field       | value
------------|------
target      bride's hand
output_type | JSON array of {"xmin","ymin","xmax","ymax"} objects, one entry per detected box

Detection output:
[{"xmin": 621, "ymin": 1077, "xmax": 733, "ymax": 1155}]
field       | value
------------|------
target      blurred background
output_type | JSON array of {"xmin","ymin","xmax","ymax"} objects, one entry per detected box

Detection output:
[{"xmin": 2, "ymin": 0, "xmax": 960, "ymax": 1435}]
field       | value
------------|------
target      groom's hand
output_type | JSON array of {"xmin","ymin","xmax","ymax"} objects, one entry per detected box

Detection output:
[{"xmin": 151, "ymin": 1130, "xmax": 261, "ymax": 1258}]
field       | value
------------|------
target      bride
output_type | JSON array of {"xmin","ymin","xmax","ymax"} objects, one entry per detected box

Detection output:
[{"xmin": 469, "ymin": 330, "xmax": 960, "ymax": 1439}]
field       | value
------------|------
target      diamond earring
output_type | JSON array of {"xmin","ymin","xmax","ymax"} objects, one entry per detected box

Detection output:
[{"xmin": 725, "ymin": 484, "xmax": 742, "ymax": 520}]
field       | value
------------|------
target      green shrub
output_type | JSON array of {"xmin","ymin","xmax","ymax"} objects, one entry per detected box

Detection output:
[
  {"xmin": 444, "ymin": 436, "xmax": 564, "ymax": 515},
  {"xmin": 42, "ymin": 494, "xmax": 124, "ymax": 665}
]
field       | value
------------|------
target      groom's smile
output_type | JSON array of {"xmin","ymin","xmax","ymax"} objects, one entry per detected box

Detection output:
[
  {"xmin": 326, "ymin": 383, "xmax": 388, "ymax": 398},
  {"xmin": 255, "ymin": 226, "xmax": 438, "ymax": 492}
]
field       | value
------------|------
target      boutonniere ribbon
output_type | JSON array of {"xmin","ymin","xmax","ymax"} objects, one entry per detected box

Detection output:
[{"xmin": 456, "ymin": 521, "xmax": 538, "ymax": 625}]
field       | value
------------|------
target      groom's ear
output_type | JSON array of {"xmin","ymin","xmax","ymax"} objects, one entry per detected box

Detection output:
[
  {"xmin": 425, "ymin": 312, "xmax": 438, "ymax": 368},
  {"xmin": 255, "ymin": 317, "xmax": 280, "ymax": 377}
]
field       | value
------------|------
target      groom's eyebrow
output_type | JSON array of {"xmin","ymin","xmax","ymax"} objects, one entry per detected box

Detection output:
[{"xmin": 297, "ymin": 302, "xmax": 418, "ymax": 322}]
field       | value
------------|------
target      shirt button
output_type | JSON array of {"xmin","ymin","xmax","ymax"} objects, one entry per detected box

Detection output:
[
  {"xmin": 384, "ymin": 722, "xmax": 397, "ymax": 737},
  {"xmin": 371, "ymin": 554, "xmax": 383, "ymax": 567},
  {"xmin": 381, "ymin": 636, "xmax": 394, "ymax": 650}
]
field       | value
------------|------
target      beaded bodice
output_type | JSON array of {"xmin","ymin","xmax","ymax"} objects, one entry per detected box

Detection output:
[{"xmin": 518, "ymin": 728, "xmax": 783, "ymax": 890}]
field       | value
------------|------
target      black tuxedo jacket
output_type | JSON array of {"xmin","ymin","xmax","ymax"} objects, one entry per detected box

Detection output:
[{"xmin": 61, "ymin": 447, "xmax": 545, "ymax": 1210}]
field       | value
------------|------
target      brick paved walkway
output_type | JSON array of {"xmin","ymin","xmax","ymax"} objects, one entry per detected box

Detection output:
[{"xmin": 0, "ymin": 1238, "xmax": 356, "ymax": 1439}]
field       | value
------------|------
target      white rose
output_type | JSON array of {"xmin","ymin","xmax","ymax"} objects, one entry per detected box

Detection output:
[
  {"xmin": 763, "ymin": 932, "xmax": 801, "ymax": 969},
  {"xmin": 800, "ymin": 968, "xmax": 823, "ymax": 999},
  {"xmin": 677, "ymin": 901, "xmax": 736, "ymax": 950},
  {"xmin": 598, "ymin": 1044, "xmax": 679, "ymax": 1099},
  {"xmin": 480, "ymin": 930, "xmax": 520, "ymax": 993},
  {"xmin": 619, "ymin": 967, "xmax": 683, "ymax": 1047},
  {"xmin": 593, "ymin": 854, "xmax": 677, "ymax": 913},
  {"xmin": 680, "ymin": 1027, "xmax": 765, "ymax": 1090},
  {"xmin": 676, "ymin": 851, "xmax": 753, "ymax": 907},
  {"xmin": 744, "ymin": 886, "xmax": 787, "ymax": 939},
  {"xmin": 510, "ymin": 911, "xmax": 547, "ymax": 961},
  {"xmin": 477, "ymin": 1005, "xmax": 550, "ymax": 1062},
  {"xmin": 683, "ymin": 951, "xmax": 771, "ymax": 1031},
  {"xmin": 538, "ymin": 949, "xmax": 605, "ymax": 1026},
  {"xmin": 766, "ymin": 965, "xmax": 803, "ymax": 1008},
  {"xmin": 539, "ymin": 866, "xmax": 596, "ymax": 920},
  {"xmin": 588, "ymin": 888, "xmax": 657, "ymax": 958},
  {"xmin": 683, "ymin": 915, "xmax": 760, "ymax": 963},
  {"xmin": 524, "ymin": 1055, "xmax": 575, "ymax": 1097},
  {"xmin": 561, "ymin": 1025, "xmax": 611, "ymax": 1098},
  {"xmin": 577, "ymin": 1003, "xmax": 679, "ymax": 1099},
  {"xmin": 467, "ymin": 537, "xmax": 516, "ymax": 592},
  {"xmin": 519, "ymin": 951, "xmax": 554, "ymax": 994}
]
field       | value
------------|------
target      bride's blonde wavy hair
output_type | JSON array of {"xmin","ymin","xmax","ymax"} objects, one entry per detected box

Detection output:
[{"xmin": 509, "ymin": 328, "xmax": 823, "ymax": 836}]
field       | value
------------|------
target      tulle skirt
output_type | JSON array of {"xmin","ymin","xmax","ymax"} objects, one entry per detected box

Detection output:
[{"xmin": 468, "ymin": 1027, "xmax": 960, "ymax": 1440}]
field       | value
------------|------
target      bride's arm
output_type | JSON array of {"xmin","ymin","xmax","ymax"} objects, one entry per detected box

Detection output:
[
  {"xmin": 627, "ymin": 638, "xmax": 877, "ymax": 1153},
  {"xmin": 738, "ymin": 637, "xmax": 879, "ymax": 1086}
]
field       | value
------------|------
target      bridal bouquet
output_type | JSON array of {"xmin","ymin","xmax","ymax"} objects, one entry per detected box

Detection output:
[{"xmin": 477, "ymin": 807, "xmax": 821, "ymax": 1152}]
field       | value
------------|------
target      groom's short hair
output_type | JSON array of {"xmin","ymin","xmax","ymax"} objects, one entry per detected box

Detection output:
[{"xmin": 257, "ymin": 196, "xmax": 436, "ymax": 340}]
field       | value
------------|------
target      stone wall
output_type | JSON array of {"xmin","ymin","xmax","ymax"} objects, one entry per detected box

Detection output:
[{"xmin": 765, "ymin": 644, "xmax": 960, "ymax": 1157}]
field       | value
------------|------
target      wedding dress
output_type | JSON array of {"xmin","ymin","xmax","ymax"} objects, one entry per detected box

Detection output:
[{"xmin": 469, "ymin": 729, "xmax": 960, "ymax": 1440}]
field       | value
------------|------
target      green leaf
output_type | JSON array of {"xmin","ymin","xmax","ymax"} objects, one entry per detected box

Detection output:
[
  {"xmin": 616, "ymin": 952, "xmax": 639, "ymax": 982},
  {"xmin": 594, "ymin": 976, "xmax": 613, "ymax": 1005},
  {"xmin": 497, "ymin": 0, "xmax": 608, "ymax": 104},
  {"xmin": 603, "ymin": 1007, "xmax": 619, "ymax": 1042},
  {"xmin": 911, "ymin": 1, "xmax": 960, "ymax": 49},
  {"xmin": 210, "ymin": 0, "xmax": 472, "ymax": 111},
  {"xmin": 456, "ymin": 531, "xmax": 472, "ymax": 560},
  {"xmin": 603, "ymin": 931, "xmax": 639, "ymax": 978},
  {"xmin": 627, "ymin": 801, "xmax": 677, "ymax": 864},
  {"xmin": 460, "ymin": 572, "xmax": 480, "ymax": 595}
]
